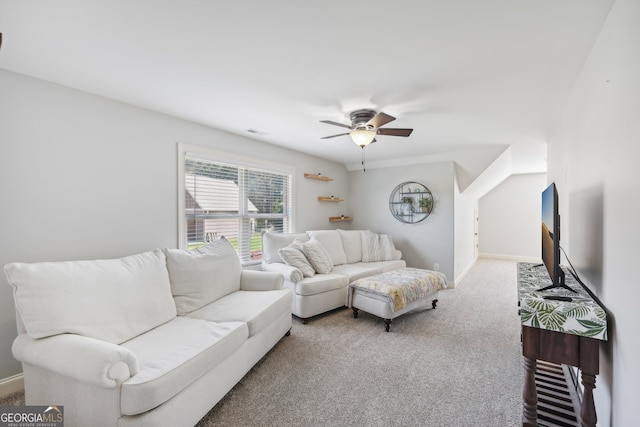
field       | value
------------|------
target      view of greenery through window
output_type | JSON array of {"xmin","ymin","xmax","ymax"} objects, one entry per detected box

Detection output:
[{"xmin": 184, "ymin": 157, "xmax": 290, "ymax": 262}]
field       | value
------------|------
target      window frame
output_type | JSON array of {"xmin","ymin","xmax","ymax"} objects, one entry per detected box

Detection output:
[{"xmin": 177, "ymin": 143, "xmax": 296, "ymax": 265}]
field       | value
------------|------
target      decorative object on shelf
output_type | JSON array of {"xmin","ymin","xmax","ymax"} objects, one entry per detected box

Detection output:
[
  {"xmin": 419, "ymin": 197, "xmax": 432, "ymax": 212},
  {"xmin": 304, "ymin": 173, "xmax": 333, "ymax": 181},
  {"xmin": 389, "ymin": 181, "xmax": 433, "ymax": 224}
]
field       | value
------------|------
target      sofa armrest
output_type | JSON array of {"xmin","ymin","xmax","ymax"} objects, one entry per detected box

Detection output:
[
  {"xmin": 12, "ymin": 333, "xmax": 139, "ymax": 389},
  {"xmin": 240, "ymin": 269, "xmax": 284, "ymax": 291},
  {"xmin": 260, "ymin": 261, "xmax": 303, "ymax": 283}
]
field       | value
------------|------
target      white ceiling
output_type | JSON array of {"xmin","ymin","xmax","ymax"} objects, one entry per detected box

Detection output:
[{"xmin": 0, "ymin": 1, "xmax": 613, "ymax": 170}]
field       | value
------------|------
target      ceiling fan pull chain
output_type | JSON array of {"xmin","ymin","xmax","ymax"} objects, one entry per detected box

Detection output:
[{"xmin": 361, "ymin": 147, "xmax": 366, "ymax": 172}]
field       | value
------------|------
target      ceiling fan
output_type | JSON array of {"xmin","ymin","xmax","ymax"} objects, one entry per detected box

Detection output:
[{"xmin": 320, "ymin": 109, "xmax": 413, "ymax": 147}]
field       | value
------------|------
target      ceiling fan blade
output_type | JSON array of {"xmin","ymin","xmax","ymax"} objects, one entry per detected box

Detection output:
[
  {"xmin": 376, "ymin": 128, "xmax": 413, "ymax": 137},
  {"xmin": 367, "ymin": 112, "xmax": 395, "ymax": 128},
  {"xmin": 320, "ymin": 120, "xmax": 352, "ymax": 130},
  {"xmin": 321, "ymin": 132, "xmax": 350, "ymax": 139}
]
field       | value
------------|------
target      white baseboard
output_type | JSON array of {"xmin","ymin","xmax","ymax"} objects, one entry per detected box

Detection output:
[
  {"xmin": 452, "ymin": 257, "xmax": 477, "ymax": 287},
  {"xmin": 0, "ymin": 373, "xmax": 24, "ymax": 398},
  {"xmin": 479, "ymin": 253, "xmax": 540, "ymax": 263}
]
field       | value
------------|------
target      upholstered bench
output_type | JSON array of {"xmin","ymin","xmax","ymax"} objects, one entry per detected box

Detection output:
[{"xmin": 348, "ymin": 267, "xmax": 447, "ymax": 331}]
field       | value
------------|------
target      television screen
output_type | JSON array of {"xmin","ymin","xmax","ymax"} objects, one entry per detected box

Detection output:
[
  {"xmin": 538, "ymin": 183, "xmax": 575, "ymax": 293},
  {"xmin": 541, "ymin": 183, "xmax": 558, "ymax": 285}
]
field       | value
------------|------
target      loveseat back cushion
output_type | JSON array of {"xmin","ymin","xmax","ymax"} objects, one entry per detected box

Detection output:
[
  {"xmin": 120, "ymin": 317, "xmax": 248, "ymax": 415},
  {"xmin": 337, "ymin": 229, "xmax": 363, "ymax": 263},
  {"xmin": 4, "ymin": 249, "xmax": 177, "ymax": 344},
  {"xmin": 163, "ymin": 238, "xmax": 241, "ymax": 315},
  {"xmin": 306, "ymin": 230, "xmax": 348, "ymax": 265},
  {"xmin": 262, "ymin": 232, "xmax": 309, "ymax": 264}
]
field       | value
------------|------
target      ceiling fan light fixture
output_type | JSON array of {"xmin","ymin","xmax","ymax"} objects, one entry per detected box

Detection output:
[{"xmin": 349, "ymin": 129, "xmax": 376, "ymax": 147}]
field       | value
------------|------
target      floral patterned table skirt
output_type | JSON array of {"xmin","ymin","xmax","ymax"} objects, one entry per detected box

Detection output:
[
  {"xmin": 518, "ymin": 263, "xmax": 607, "ymax": 340},
  {"xmin": 349, "ymin": 267, "xmax": 448, "ymax": 312}
]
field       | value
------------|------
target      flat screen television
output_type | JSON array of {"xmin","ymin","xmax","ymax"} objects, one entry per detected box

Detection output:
[{"xmin": 538, "ymin": 182, "xmax": 576, "ymax": 293}]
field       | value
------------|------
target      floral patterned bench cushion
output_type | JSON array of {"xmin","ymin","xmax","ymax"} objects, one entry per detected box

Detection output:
[{"xmin": 349, "ymin": 267, "xmax": 447, "ymax": 312}]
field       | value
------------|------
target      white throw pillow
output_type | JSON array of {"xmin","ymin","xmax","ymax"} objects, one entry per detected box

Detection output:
[
  {"xmin": 378, "ymin": 234, "xmax": 398, "ymax": 261},
  {"xmin": 361, "ymin": 230, "xmax": 398, "ymax": 262},
  {"xmin": 278, "ymin": 242, "xmax": 315, "ymax": 278},
  {"xmin": 164, "ymin": 238, "xmax": 241, "ymax": 315},
  {"xmin": 337, "ymin": 229, "xmax": 363, "ymax": 263},
  {"xmin": 307, "ymin": 230, "xmax": 348, "ymax": 265},
  {"xmin": 361, "ymin": 230, "xmax": 381, "ymax": 262},
  {"xmin": 5, "ymin": 249, "xmax": 177, "ymax": 344},
  {"xmin": 262, "ymin": 232, "xmax": 309, "ymax": 263},
  {"xmin": 301, "ymin": 239, "xmax": 334, "ymax": 274}
]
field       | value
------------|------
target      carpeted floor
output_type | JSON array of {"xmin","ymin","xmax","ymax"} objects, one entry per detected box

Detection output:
[{"xmin": 0, "ymin": 258, "xmax": 524, "ymax": 426}]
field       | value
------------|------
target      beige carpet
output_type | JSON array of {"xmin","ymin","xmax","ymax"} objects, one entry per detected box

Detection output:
[{"xmin": 1, "ymin": 258, "xmax": 524, "ymax": 426}]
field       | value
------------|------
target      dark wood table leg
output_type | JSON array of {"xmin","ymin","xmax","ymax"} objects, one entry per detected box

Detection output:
[
  {"xmin": 522, "ymin": 355, "xmax": 538, "ymax": 426},
  {"xmin": 384, "ymin": 319, "xmax": 391, "ymax": 332},
  {"xmin": 580, "ymin": 371, "xmax": 597, "ymax": 427},
  {"xmin": 352, "ymin": 307, "xmax": 359, "ymax": 318}
]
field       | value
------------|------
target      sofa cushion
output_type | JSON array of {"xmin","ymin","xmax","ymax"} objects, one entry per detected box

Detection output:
[
  {"xmin": 337, "ymin": 229, "xmax": 363, "ymax": 263},
  {"xmin": 294, "ymin": 273, "xmax": 350, "ymax": 296},
  {"xmin": 163, "ymin": 239, "xmax": 241, "ymax": 315},
  {"xmin": 5, "ymin": 249, "xmax": 177, "ymax": 344},
  {"xmin": 307, "ymin": 230, "xmax": 348, "ymax": 265},
  {"xmin": 301, "ymin": 239, "xmax": 334, "ymax": 274},
  {"xmin": 331, "ymin": 263, "xmax": 383, "ymax": 281},
  {"xmin": 262, "ymin": 232, "xmax": 309, "ymax": 263},
  {"xmin": 187, "ymin": 289, "xmax": 291, "ymax": 337},
  {"xmin": 278, "ymin": 242, "xmax": 315, "ymax": 278},
  {"xmin": 120, "ymin": 317, "xmax": 247, "ymax": 415}
]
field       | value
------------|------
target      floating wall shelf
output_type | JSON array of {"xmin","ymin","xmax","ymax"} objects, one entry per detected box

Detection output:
[
  {"xmin": 329, "ymin": 216, "xmax": 352, "ymax": 222},
  {"xmin": 304, "ymin": 173, "xmax": 333, "ymax": 181},
  {"xmin": 318, "ymin": 196, "xmax": 343, "ymax": 202}
]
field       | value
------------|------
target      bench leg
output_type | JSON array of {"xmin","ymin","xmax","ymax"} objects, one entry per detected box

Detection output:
[
  {"xmin": 352, "ymin": 307, "xmax": 359, "ymax": 318},
  {"xmin": 432, "ymin": 299, "xmax": 438, "ymax": 309},
  {"xmin": 384, "ymin": 319, "xmax": 392, "ymax": 332}
]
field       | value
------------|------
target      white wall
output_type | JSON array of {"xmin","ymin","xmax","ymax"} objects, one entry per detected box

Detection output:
[
  {"xmin": 453, "ymin": 172, "xmax": 478, "ymax": 282},
  {"xmin": 546, "ymin": 0, "xmax": 640, "ymax": 424},
  {"xmin": 0, "ymin": 69, "xmax": 348, "ymax": 379},
  {"xmin": 478, "ymin": 173, "xmax": 547, "ymax": 260},
  {"xmin": 348, "ymin": 162, "xmax": 455, "ymax": 279}
]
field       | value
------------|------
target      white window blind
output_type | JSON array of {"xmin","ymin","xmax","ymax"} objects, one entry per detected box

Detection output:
[{"xmin": 182, "ymin": 151, "xmax": 293, "ymax": 263}]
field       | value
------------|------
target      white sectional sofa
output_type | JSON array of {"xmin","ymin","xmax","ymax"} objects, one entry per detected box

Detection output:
[
  {"xmin": 260, "ymin": 229, "xmax": 406, "ymax": 323},
  {"xmin": 4, "ymin": 238, "xmax": 292, "ymax": 427}
]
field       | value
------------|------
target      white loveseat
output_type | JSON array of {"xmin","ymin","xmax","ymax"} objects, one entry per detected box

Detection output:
[
  {"xmin": 4, "ymin": 239, "xmax": 292, "ymax": 427},
  {"xmin": 260, "ymin": 229, "xmax": 406, "ymax": 323}
]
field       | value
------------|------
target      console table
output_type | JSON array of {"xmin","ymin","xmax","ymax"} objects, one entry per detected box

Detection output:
[{"xmin": 517, "ymin": 263, "xmax": 607, "ymax": 427}]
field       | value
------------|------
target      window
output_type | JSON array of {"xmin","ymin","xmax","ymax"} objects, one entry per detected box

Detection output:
[{"xmin": 178, "ymin": 144, "xmax": 294, "ymax": 264}]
